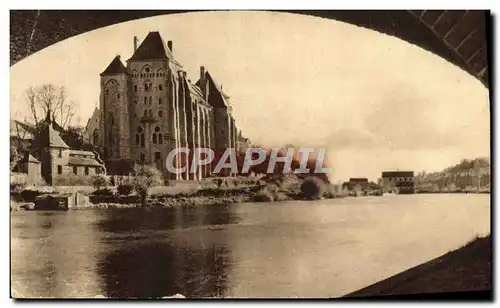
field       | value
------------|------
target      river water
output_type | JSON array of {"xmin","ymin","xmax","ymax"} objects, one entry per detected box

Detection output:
[{"xmin": 11, "ymin": 194, "xmax": 490, "ymax": 298}]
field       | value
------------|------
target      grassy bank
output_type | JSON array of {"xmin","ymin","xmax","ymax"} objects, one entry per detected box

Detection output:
[{"xmin": 345, "ymin": 235, "xmax": 492, "ymax": 298}]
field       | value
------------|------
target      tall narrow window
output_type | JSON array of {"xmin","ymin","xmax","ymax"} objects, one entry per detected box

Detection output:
[
  {"xmin": 152, "ymin": 134, "xmax": 157, "ymax": 144},
  {"xmin": 159, "ymin": 84, "xmax": 163, "ymax": 91},
  {"xmin": 135, "ymin": 134, "xmax": 140, "ymax": 145},
  {"xmin": 159, "ymin": 97, "xmax": 162, "ymax": 105},
  {"xmin": 158, "ymin": 133, "xmax": 163, "ymax": 144},
  {"xmin": 134, "ymin": 85, "xmax": 137, "ymax": 92},
  {"xmin": 155, "ymin": 152, "xmax": 161, "ymax": 160},
  {"xmin": 57, "ymin": 165, "xmax": 62, "ymax": 174},
  {"xmin": 158, "ymin": 110, "xmax": 163, "ymax": 118},
  {"xmin": 149, "ymin": 96, "xmax": 152, "ymax": 105},
  {"xmin": 58, "ymin": 149, "xmax": 62, "ymax": 157},
  {"xmin": 140, "ymin": 135, "xmax": 145, "ymax": 147},
  {"xmin": 85, "ymin": 167, "xmax": 89, "ymax": 175},
  {"xmin": 144, "ymin": 96, "xmax": 147, "ymax": 104}
]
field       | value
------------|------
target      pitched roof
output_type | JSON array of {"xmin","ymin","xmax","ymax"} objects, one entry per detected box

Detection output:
[
  {"xmin": 196, "ymin": 71, "xmax": 231, "ymax": 108},
  {"xmin": 129, "ymin": 32, "xmax": 173, "ymax": 61},
  {"xmin": 381, "ymin": 171, "xmax": 414, "ymax": 178},
  {"xmin": 20, "ymin": 153, "xmax": 40, "ymax": 164},
  {"xmin": 100, "ymin": 56, "xmax": 127, "ymax": 76},
  {"xmin": 68, "ymin": 156, "xmax": 103, "ymax": 167},
  {"xmin": 38, "ymin": 122, "xmax": 70, "ymax": 149}
]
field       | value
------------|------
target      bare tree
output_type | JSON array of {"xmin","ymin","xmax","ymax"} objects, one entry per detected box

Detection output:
[{"xmin": 25, "ymin": 84, "xmax": 76, "ymax": 128}]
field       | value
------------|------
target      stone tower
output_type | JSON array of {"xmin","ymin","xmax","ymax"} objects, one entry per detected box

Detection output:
[{"xmin": 99, "ymin": 55, "xmax": 131, "ymax": 161}]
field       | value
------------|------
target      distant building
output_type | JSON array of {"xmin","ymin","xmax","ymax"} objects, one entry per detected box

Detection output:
[
  {"xmin": 381, "ymin": 171, "xmax": 415, "ymax": 194},
  {"xmin": 343, "ymin": 178, "xmax": 369, "ymax": 191},
  {"xmin": 12, "ymin": 115, "xmax": 106, "ymax": 185},
  {"xmin": 83, "ymin": 107, "xmax": 100, "ymax": 146}
]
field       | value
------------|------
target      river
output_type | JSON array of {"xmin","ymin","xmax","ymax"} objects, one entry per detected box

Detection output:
[{"xmin": 11, "ymin": 194, "xmax": 490, "ymax": 298}]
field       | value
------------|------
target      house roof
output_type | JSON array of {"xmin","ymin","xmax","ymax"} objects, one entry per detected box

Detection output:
[
  {"xmin": 128, "ymin": 31, "xmax": 173, "ymax": 61},
  {"xmin": 20, "ymin": 153, "xmax": 40, "ymax": 164},
  {"xmin": 69, "ymin": 149, "xmax": 96, "ymax": 157},
  {"xmin": 37, "ymin": 121, "xmax": 70, "ymax": 149},
  {"xmin": 349, "ymin": 178, "xmax": 368, "ymax": 182},
  {"xmin": 381, "ymin": 171, "xmax": 414, "ymax": 178},
  {"xmin": 68, "ymin": 156, "xmax": 103, "ymax": 167},
  {"xmin": 195, "ymin": 71, "xmax": 231, "ymax": 108},
  {"xmin": 100, "ymin": 55, "xmax": 127, "ymax": 76}
]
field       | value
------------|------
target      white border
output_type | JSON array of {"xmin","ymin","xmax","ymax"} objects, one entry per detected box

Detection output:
[{"xmin": 4, "ymin": 1, "xmax": 498, "ymax": 307}]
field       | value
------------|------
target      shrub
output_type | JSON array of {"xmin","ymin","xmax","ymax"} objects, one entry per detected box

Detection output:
[
  {"xmin": 91, "ymin": 174, "xmax": 109, "ymax": 190},
  {"xmin": 117, "ymin": 184, "xmax": 134, "ymax": 196},
  {"xmin": 56, "ymin": 174, "xmax": 94, "ymax": 186},
  {"xmin": 132, "ymin": 164, "xmax": 163, "ymax": 203},
  {"xmin": 300, "ymin": 176, "xmax": 326, "ymax": 200},
  {"xmin": 92, "ymin": 188, "xmax": 114, "ymax": 196},
  {"xmin": 10, "ymin": 173, "xmax": 27, "ymax": 191},
  {"xmin": 252, "ymin": 188, "xmax": 274, "ymax": 202}
]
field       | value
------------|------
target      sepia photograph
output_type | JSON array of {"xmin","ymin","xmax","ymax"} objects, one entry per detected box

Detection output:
[{"xmin": 9, "ymin": 9, "xmax": 491, "ymax": 299}]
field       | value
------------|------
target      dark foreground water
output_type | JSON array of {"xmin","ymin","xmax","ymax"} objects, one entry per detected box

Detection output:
[{"xmin": 11, "ymin": 194, "xmax": 490, "ymax": 298}]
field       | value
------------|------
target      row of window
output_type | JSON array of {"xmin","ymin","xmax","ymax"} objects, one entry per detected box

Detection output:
[
  {"xmin": 133, "ymin": 83, "xmax": 163, "ymax": 92},
  {"xmin": 135, "ymin": 126, "xmax": 167, "ymax": 147},
  {"xmin": 56, "ymin": 165, "xmax": 94, "ymax": 176},
  {"xmin": 387, "ymin": 177, "xmax": 414, "ymax": 182},
  {"xmin": 138, "ymin": 96, "xmax": 162, "ymax": 105},
  {"xmin": 132, "ymin": 67, "xmax": 166, "ymax": 79},
  {"xmin": 142, "ymin": 109, "xmax": 163, "ymax": 118}
]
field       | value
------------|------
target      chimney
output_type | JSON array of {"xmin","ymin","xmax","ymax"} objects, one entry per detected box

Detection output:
[
  {"xmin": 200, "ymin": 66, "xmax": 205, "ymax": 81},
  {"xmin": 133, "ymin": 36, "xmax": 138, "ymax": 53},
  {"xmin": 167, "ymin": 40, "xmax": 173, "ymax": 52}
]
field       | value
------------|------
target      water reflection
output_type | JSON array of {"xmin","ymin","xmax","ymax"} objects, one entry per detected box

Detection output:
[
  {"xmin": 99, "ymin": 242, "xmax": 230, "ymax": 298},
  {"xmin": 95, "ymin": 205, "xmax": 235, "ymax": 298}
]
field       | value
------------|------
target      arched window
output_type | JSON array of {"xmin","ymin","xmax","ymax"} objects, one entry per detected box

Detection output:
[
  {"xmin": 117, "ymin": 93, "xmax": 120, "ymax": 99},
  {"xmin": 158, "ymin": 110, "xmax": 163, "ymax": 118},
  {"xmin": 145, "ymin": 67, "xmax": 150, "ymax": 73},
  {"xmin": 144, "ymin": 110, "xmax": 148, "ymax": 117},
  {"xmin": 159, "ymin": 84, "xmax": 163, "ymax": 91},
  {"xmin": 140, "ymin": 153, "xmax": 145, "ymax": 162},
  {"xmin": 152, "ymin": 126, "xmax": 161, "ymax": 145},
  {"xmin": 159, "ymin": 97, "xmax": 162, "ymax": 105},
  {"xmin": 144, "ymin": 96, "xmax": 147, "ymax": 104},
  {"xmin": 134, "ymin": 100, "xmax": 137, "ymax": 105},
  {"xmin": 136, "ymin": 126, "xmax": 144, "ymax": 147},
  {"xmin": 134, "ymin": 85, "xmax": 137, "ymax": 92},
  {"xmin": 148, "ymin": 97, "xmax": 152, "ymax": 105},
  {"xmin": 148, "ymin": 109, "xmax": 153, "ymax": 117}
]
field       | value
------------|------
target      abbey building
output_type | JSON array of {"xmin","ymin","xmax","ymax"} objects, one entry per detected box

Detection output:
[{"xmin": 93, "ymin": 31, "xmax": 246, "ymax": 180}]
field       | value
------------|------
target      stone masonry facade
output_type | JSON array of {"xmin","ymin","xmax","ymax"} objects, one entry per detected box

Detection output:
[{"xmin": 97, "ymin": 31, "xmax": 242, "ymax": 180}]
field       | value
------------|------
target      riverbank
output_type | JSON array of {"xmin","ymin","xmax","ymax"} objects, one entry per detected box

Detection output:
[
  {"xmin": 345, "ymin": 235, "xmax": 492, "ymax": 299},
  {"xmin": 10, "ymin": 174, "xmax": 348, "ymax": 211}
]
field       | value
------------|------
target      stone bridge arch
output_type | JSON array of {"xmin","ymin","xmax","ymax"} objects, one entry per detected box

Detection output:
[{"xmin": 10, "ymin": 10, "xmax": 489, "ymax": 87}]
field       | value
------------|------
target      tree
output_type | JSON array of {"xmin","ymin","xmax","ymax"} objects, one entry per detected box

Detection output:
[
  {"xmin": 25, "ymin": 84, "xmax": 76, "ymax": 128},
  {"xmin": 132, "ymin": 164, "xmax": 163, "ymax": 203},
  {"xmin": 10, "ymin": 145, "xmax": 21, "ymax": 172}
]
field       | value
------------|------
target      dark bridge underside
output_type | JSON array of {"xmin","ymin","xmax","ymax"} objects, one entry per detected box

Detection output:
[{"xmin": 10, "ymin": 10, "xmax": 490, "ymax": 88}]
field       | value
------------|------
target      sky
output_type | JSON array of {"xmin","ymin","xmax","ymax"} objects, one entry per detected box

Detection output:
[{"xmin": 10, "ymin": 11, "xmax": 490, "ymax": 182}]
